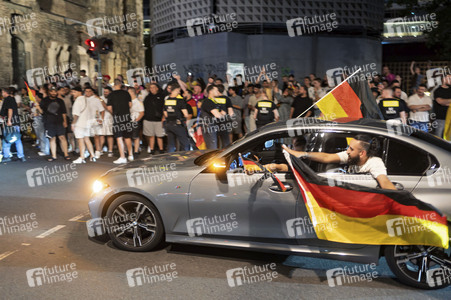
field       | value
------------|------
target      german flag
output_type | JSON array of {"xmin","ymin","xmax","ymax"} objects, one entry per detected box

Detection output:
[
  {"xmin": 24, "ymin": 80, "xmax": 36, "ymax": 103},
  {"xmin": 443, "ymin": 105, "xmax": 451, "ymax": 141},
  {"xmin": 239, "ymin": 154, "xmax": 286, "ymax": 192},
  {"xmin": 317, "ymin": 72, "xmax": 383, "ymax": 120},
  {"xmin": 284, "ymin": 152, "xmax": 449, "ymax": 249}
]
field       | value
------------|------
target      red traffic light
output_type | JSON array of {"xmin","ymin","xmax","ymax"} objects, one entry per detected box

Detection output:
[{"xmin": 85, "ymin": 38, "xmax": 97, "ymax": 51}]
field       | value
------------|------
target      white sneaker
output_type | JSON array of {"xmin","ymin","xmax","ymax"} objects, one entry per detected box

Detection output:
[
  {"xmin": 113, "ymin": 157, "xmax": 127, "ymax": 164},
  {"xmin": 147, "ymin": 146, "xmax": 151, "ymax": 153},
  {"xmin": 95, "ymin": 151, "xmax": 102, "ymax": 159},
  {"xmin": 73, "ymin": 157, "xmax": 86, "ymax": 164},
  {"xmin": 128, "ymin": 155, "xmax": 134, "ymax": 162},
  {"xmin": 38, "ymin": 152, "xmax": 47, "ymax": 156},
  {"xmin": 107, "ymin": 152, "xmax": 114, "ymax": 157}
]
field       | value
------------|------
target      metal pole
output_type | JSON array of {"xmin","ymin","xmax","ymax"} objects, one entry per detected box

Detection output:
[{"xmin": 97, "ymin": 53, "xmax": 103, "ymax": 96}]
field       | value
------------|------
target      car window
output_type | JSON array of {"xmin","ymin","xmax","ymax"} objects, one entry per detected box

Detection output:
[
  {"xmin": 226, "ymin": 132, "xmax": 312, "ymax": 172},
  {"xmin": 386, "ymin": 138, "xmax": 430, "ymax": 176},
  {"xmin": 308, "ymin": 132, "xmax": 386, "ymax": 173}
]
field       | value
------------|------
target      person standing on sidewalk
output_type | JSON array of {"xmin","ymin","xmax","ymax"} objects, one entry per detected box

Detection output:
[
  {"xmin": 107, "ymin": 79, "xmax": 133, "ymax": 164},
  {"xmin": 0, "ymin": 87, "xmax": 25, "ymax": 162},
  {"xmin": 71, "ymin": 86, "xmax": 97, "ymax": 164},
  {"xmin": 35, "ymin": 85, "xmax": 70, "ymax": 161}
]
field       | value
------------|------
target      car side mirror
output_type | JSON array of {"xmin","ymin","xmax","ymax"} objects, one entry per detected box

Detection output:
[{"xmin": 206, "ymin": 157, "xmax": 228, "ymax": 178}]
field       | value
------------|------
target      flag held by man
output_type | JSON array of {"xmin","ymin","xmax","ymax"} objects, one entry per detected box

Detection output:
[{"xmin": 284, "ymin": 151, "xmax": 449, "ymax": 249}]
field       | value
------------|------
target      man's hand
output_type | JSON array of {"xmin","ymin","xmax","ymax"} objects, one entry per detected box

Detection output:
[
  {"xmin": 282, "ymin": 144, "xmax": 306, "ymax": 158},
  {"xmin": 376, "ymin": 175, "xmax": 397, "ymax": 190},
  {"xmin": 6, "ymin": 120, "xmax": 12, "ymax": 127}
]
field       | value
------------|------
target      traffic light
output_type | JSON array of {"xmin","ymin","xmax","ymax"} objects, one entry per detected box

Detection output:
[
  {"xmin": 99, "ymin": 38, "xmax": 113, "ymax": 54},
  {"xmin": 85, "ymin": 38, "xmax": 99, "ymax": 59},
  {"xmin": 84, "ymin": 37, "xmax": 113, "ymax": 59}
]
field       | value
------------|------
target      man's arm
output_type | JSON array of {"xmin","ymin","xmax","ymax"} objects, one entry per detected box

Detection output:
[
  {"xmin": 282, "ymin": 145, "xmax": 341, "ymax": 164},
  {"xmin": 376, "ymin": 174, "xmax": 396, "ymax": 190},
  {"xmin": 436, "ymin": 97, "xmax": 451, "ymax": 106},
  {"xmin": 408, "ymin": 104, "xmax": 431, "ymax": 111}
]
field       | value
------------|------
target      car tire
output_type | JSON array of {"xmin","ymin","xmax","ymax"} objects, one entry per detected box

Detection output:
[
  {"xmin": 384, "ymin": 245, "xmax": 451, "ymax": 290},
  {"xmin": 105, "ymin": 194, "xmax": 164, "ymax": 252}
]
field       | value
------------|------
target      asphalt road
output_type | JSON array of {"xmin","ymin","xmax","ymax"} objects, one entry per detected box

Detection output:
[{"xmin": 0, "ymin": 144, "xmax": 449, "ymax": 299}]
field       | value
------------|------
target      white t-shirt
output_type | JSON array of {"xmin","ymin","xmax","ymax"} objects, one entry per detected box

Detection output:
[
  {"xmin": 336, "ymin": 151, "xmax": 387, "ymax": 179},
  {"xmin": 130, "ymin": 98, "xmax": 144, "ymax": 122},
  {"xmin": 72, "ymin": 96, "xmax": 104, "ymax": 128},
  {"xmin": 406, "ymin": 94, "xmax": 432, "ymax": 122}
]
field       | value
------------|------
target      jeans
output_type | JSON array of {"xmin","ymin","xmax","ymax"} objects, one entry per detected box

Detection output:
[
  {"xmin": 434, "ymin": 119, "xmax": 446, "ymax": 138},
  {"xmin": 203, "ymin": 125, "xmax": 230, "ymax": 150},
  {"xmin": 33, "ymin": 116, "xmax": 49, "ymax": 155},
  {"xmin": 2, "ymin": 125, "xmax": 24, "ymax": 158},
  {"xmin": 410, "ymin": 121, "xmax": 429, "ymax": 133},
  {"xmin": 165, "ymin": 122, "xmax": 190, "ymax": 153}
]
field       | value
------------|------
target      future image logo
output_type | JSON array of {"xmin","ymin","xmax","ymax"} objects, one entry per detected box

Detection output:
[
  {"xmin": 186, "ymin": 13, "xmax": 238, "ymax": 37},
  {"xmin": 286, "ymin": 13, "xmax": 338, "ymax": 37}
]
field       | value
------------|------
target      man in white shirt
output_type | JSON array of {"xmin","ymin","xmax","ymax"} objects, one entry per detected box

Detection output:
[
  {"xmin": 406, "ymin": 84, "xmax": 432, "ymax": 133},
  {"xmin": 84, "ymin": 86, "xmax": 105, "ymax": 158},
  {"xmin": 71, "ymin": 86, "xmax": 97, "ymax": 163},
  {"xmin": 99, "ymin": 87, "xmax": 114, "ymax": 157},
  {"xmin": 282, "ymin": 134, "xmax": 396, "ymax": 190},
  {"xmin": 79, "ymin": 70, "xmax": 92, "ymax": 88},
  {"xmin": 128, "ymin": 87, "xmax": 145, "ymax": 156}
]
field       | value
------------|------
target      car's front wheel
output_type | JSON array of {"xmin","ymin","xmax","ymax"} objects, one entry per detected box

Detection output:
[
  {"xmin": 105, "ymin": 194, "xmax": 164, "ymax": 252},
  {"xmin": 385, "ymin": 245, "xmax": 451, "ymax": 289}
]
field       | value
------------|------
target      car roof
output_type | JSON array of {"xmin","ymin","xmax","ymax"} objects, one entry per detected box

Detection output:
[{"xmin": 255, "ymin": 118, "xmax": 451, "ymax": 152}]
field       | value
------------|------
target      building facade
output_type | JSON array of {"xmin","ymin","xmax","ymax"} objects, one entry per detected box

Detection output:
[
  {"xmin": 150, "ymin": 0, "xmax": 385, "ymax": 81},
  {"xmin": 0, "ymin": 0, "xmax": 144, "ymax": 88}
]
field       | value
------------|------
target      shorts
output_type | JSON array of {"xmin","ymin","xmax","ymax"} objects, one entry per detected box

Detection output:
[
  {"xmin": 74, "ymin": 126, "xmax": 93, "ymax": 139},
  {"xmin": 143, "ymin": 120, "xmax": 165, "ymax": 137},
  {"xmin": 45, "ymin": 124, "xmax": 66, "ymax": 138},
  {"xmin": 102, "ymin": 113, "xmax": 114, "ymax": 136},
  {"xmin": 131, "ymin": 121, "xmax": 141, "ymax": 139},
  {"xmin": 231, "ymin": 119, "xmax": 242, "ymax": 134},
  {"xmin": 113, "ymin": 122, "xmax": 133, "ymax": 139},
  {"xmin": 66, "ymin": 118, "xmax": 73, "ymax": 134}
]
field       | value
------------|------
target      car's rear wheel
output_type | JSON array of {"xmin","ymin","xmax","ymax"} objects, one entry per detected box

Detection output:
[
  {"xmin": 385, "ymin": 245, "xmax": 451, "ymax": 289},
  {"xmin": 105, "ymin": 194, "xmax": 164, "ymax": 252}
]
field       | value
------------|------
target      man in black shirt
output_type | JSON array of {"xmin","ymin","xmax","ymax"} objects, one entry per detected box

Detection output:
[
  {"xmin": 433, "ymin": 74, "xmax": 451, "ymax": 138},
  {"xmin": 37, "ymin": 85, "xmax": 69, "ymax": 161},
  {"xmin": 253, "ymin": 96, "xmax": 279, "ymax": 129},
  {"xmin": 378, "ymin": 88, "xmax": 408, "ymax": 124},
  {"xmin": 290, "ymin": 86, "xmax": 313, "ymax": 118},
  {"xmin": 143, "ymin": 83, "xmax": 165, "ymax": 154},
  {"xmin": 0, "ymin": 87, "xmax": 25, "ymax": 161},
  {"xmin": 200, "ymin": 85, "xmax": 234, "ymax": 149},
  {"xmin": 107, "ymin": 79, "xmax": 133, "ymax": 164},
  {"xmin": 163, "ymin": 83, "xmax": 189, "ymax": 152}
]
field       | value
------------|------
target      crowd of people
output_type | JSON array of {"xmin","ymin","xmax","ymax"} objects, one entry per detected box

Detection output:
[{"xmin": 0, "ymin": 63, "xmax": 449, "ymax": 164}]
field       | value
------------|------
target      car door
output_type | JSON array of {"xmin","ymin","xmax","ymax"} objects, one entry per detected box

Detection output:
[{"xmin": 187, "ymin": 133, "xmax": 299, "ymax": 242}]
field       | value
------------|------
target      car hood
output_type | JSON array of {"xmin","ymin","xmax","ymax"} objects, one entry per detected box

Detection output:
[{"xmin": 100, "ymin": 150, "xmax": 209, "ymax": 178}]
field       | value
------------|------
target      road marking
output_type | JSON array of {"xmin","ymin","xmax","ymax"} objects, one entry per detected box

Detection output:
[
  {"xmin": 69, "ymin": 211, "xmax": 90, "ymax": 221},
  {"xmin": 36, "ymin": 225, "xmax": 66, "ymax": 238},
  {"xmin": 21, "ymin": 243, "xmax": 31, "ymax": 246},
  {"xmin": 0, "ymin": 250, "xmax": 18, "ymax": 261}
]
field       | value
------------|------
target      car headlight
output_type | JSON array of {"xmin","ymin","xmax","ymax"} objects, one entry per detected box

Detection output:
[{"xmin": 92, "ymin": 180, "xmax": 109, "ymax": 194}]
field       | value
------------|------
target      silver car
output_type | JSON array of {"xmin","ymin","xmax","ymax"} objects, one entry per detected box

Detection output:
[{"xmin": 88, "ymin": 118, "xmax": 451, "ymax": 289}]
